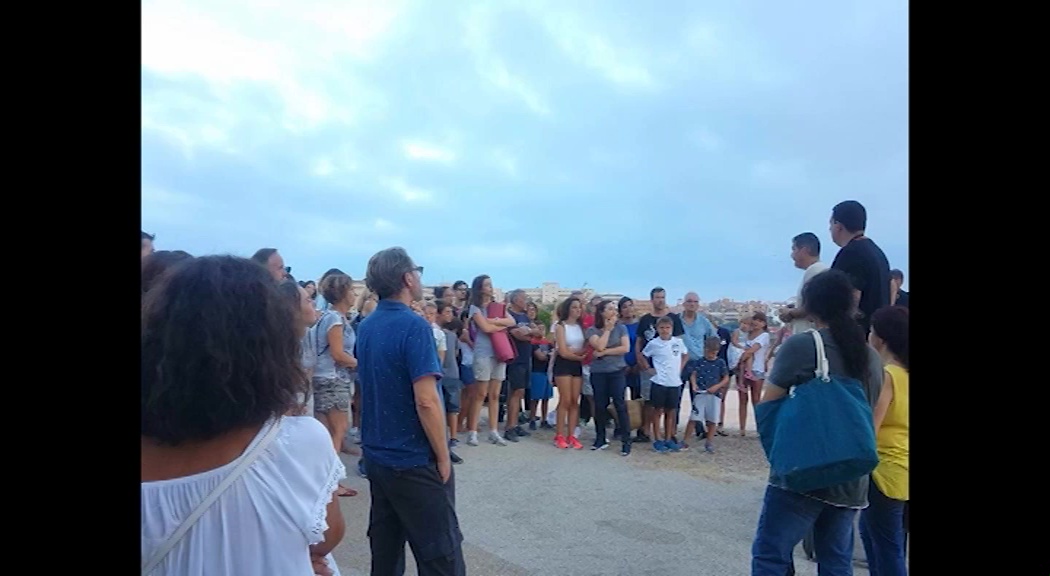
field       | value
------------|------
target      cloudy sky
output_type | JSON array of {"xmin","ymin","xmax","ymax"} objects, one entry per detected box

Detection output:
[{"xmin": 142, "ymin": 0, "xmax": 908, "ymax": 303}]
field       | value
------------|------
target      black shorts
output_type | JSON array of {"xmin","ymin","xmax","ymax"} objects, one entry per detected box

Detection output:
[
  {"xmin": 625, "ymin": 370, "xmax": 641, "ymax": 400},
  {"xmin": 507, "ymin": 362, "xmax": 529, "ymax": 391},
  {"xmin": 650, "ymin": 384, "xmax": 679, "ymax": 411},
  {"xmin": 553, "ymin": 357, "xmax": 583, "ymax": 377}
]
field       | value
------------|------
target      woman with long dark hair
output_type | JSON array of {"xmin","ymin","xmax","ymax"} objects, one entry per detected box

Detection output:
[
  {"xmin": 141, "ymin": 250, "xmax": 193, "ymax": 295},
  {"xmin": 552, "ymin": 297, "xmax": 587, "ymax": 450},
  {"xmin": 861, "ymin": 306, "xmax": 909, "ymax": 576},
  {"xmin": 466, "ymin": 275, "xmax": 516, "ymax": 446},
  {"xmin": 751, "ymin": 269, "xmax": 884, "ymax": 575},
  {"xmin": 142, "ymin": 256, "xmax": 345, "ymax": 576},
  {"xmin": 586, "ymin": 300, "xmax": 632, "ymax": 455},
  {"xmin": 277, "ymin": 279, "xmax": 320, "ymax": 415}
]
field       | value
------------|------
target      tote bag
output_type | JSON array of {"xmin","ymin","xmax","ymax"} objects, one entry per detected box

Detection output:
[
  {"xmin": 487, "ymin": 302, "xmax": 518, "ymax": 364},
  {"xmin": 754, "ymin": 330, "xmax": 878, "ymax": 493}
]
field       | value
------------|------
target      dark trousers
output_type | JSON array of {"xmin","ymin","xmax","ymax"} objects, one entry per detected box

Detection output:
[
  {"xmin": 591, "ymin": 369, "xmax": 629, "ymax": 446},
  {"xmin": 752, "ymin": 485, "xmax": 857, "ymax": 576},
  {"xmin": 859, "ymin": 478, "xmax": 908, "ymax": 576},
  {"xmin": 365, "ymin": 459, "xmax": 466, "ymax": 576}
]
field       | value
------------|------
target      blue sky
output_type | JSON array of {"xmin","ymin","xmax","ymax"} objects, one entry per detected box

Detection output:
[{"xmin": 142, "ymin": 0, "xmax": 908, "ymax": 303}]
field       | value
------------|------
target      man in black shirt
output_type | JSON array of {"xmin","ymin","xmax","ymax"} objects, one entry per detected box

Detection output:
[
  {"xmin": 828, "ymin": 200, "xmax": 891, "ymax": 336},
  {"xmin": 890, "ymin": 269, "xmax": 909, "ymax": 308},
  {"xmin": 635, "ymin": 286, "xmax": 685, "ymax": 443}
]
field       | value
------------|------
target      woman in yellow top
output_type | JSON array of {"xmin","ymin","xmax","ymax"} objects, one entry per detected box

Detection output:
[{"xmin": 861, "ymin": 305, "xmax": 909, "ymax": 576}]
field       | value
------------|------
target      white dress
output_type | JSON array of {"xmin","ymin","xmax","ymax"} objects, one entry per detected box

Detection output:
[{"xmin": 141, "ymin": 416, "xmax": 346, "ymax": 575}]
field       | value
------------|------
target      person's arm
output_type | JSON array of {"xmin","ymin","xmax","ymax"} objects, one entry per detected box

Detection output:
[
  {"xmin": 472, "ymin": 308, "xmax": 514, "ymax": 333},
  {"xmin": 759, "ymin": 334, "xmax": 804, "ymax": 403},
  {"xmin": 533, "ymin": 345, "xmax": 549, "ymax": 363},
  {"xmin": 588, "ymin": 327, "xmax": 612, "ymax": 352},
  {"xmin": 730, "ymin": 331, "xmax": 745, "ymax": 349},
  {"xmin": 872, "ymin": 369, "xmax": 894, "ymax": 432},
  {"xmin": 690, "ymin": 371, "xmax": 698, "ymax": 394},
  {"xmin": 708, "ymin": 373, "xmax": 729, "ymax": 395},
  {"xmin": 604, "ymin": 333, "xmax": 630, "ymax": 356},
  {"xmin": 413, "ymin": 375, "xmax": 450, "ymax": 477},
  {"xmin": 636, "ymin": 336, "xmax": 651, "ymax": 370},
  {"xmin": 740, "ymin": 336, "xmax": 763, "ymax": 362},
  {"xmin": 679, "ymin": 352, "xmax": 689, "ymax": 373},
  {"xmin": 308, "ymin": 493, "xmax": 346, "ymax": 557},
  {"xmin": 328, "ymin": 324, "xmax": 357, "ymax": 369},
  {"xmin": 510, "ymin": 323, "xmax": 532, "ymax": 342}
]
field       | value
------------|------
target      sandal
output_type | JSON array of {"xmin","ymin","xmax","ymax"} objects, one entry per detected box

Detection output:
[{"xmin": 337, "ymin": 485, "xmax": 357, "ymax": 497}]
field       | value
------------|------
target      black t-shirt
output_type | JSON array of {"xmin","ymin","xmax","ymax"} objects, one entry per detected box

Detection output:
[
  {"xmin": 716, "ymin": 326, "xmax": 731, "ymax": 366},
  {"xmin": 637, "ymin": 312, "xmax": 685, "ymax": 361},
  {"xmin": 509, "ymin": 309, "xmax": 532, "ymax": 367},
  {"xmin": 531, "ymin": 342, "xmax": 551, "ymax": 373},
  {"xmin": 894, "ymin": 289, "xmax": 909, "ymax": 308},
  {"xmin": 831, "ymin": 236, "xmax": 891, "ymax": 335}
]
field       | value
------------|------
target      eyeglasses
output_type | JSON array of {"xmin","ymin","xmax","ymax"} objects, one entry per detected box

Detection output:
[
  {"xmin": 685, "ymin": 300, "xmax": 699, "ymax": 304},
  {"xmin": 414, "ymin": 266, "xmax": 424, "ymax": 275}
]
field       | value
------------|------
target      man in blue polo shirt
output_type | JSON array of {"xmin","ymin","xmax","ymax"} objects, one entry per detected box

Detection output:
[{"xmin": 357, "ymin": 247, "xmax": 465, "ymax": 576}]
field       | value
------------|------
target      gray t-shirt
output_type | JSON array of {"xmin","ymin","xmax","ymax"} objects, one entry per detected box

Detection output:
[
  {"xmin": 585, "ymin": 323, "xmax": 629, "ymax": 373},
  {"xmin": 301, "ymin": 333, "xmax": 317, "ymax": 375},
  {"xmin": 469, "ymin": 305, "xmax": 494, "ymax": 359},
  {"xmin": 313, "ymin": 310, "xmax": 354, "ymax": 380},
  {"xmin": 442, "ymin": 329, "xmax": 460, "ymax": 380},
  {"xmin": 765, "ymin": 328, "xmax": 883, "ymax": 508}
]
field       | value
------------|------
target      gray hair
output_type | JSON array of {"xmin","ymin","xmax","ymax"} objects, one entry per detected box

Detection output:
[
  {"xmin": 508, "ymin": 289, "xmax": 526, "ymax": 303},
  {"xmin": 365, "ymin": 247, "xmax": 415, "ymax": 300}
]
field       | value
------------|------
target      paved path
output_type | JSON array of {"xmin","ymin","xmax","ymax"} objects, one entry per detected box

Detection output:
[{"xmin": 331, "ymin": 391, "xmax": 870, "ymax": 576}]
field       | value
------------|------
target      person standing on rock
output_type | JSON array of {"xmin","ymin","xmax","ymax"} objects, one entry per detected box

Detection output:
[{"xmin": 356, "ymin": 247, "xmax": 466, "ymax": 576}]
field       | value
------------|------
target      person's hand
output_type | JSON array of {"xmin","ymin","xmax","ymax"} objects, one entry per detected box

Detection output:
[
  {"xmin": 438, "ymin": 457, "xmax": 452, "ymax": 484},
  {"xmin": 594, "ymin": 349, "xmax": 605, "ymax": 358},
  {"xmin": 311, "ymin": 553, "xmax": 334, "ymax": 576},
  {"xmin": 691, "ymin": 385, "xmax": 698, "ymax": 394},
  {"xmin": 603, "ymin": 322, "xmax": 615, "ymax": 333}
]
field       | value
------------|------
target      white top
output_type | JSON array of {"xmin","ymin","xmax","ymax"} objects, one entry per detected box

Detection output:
[
  {"xmin": 748, "ymin": 331, "xmax": 772, "ymax": 373},
  {"xmin": 641, "ymin": 336, "xmax": 687, "ymax": 387},
  {"xmin": 560, "ymin": 323, "xmax": 585, "ymax": 352},
  {"xmin": 141, "ymin": 417, "xmax": 346, "ymax": 576},
  {"xmin": 431, "ymin": 323, "xmax": 447, "ymax": 353},
  {"xmin": 458, "ymin": 340, "xmax": 474, "ymax": 366},
  {"xmin": 791, "ymin": 261, "xmax": 829, "ymax": 334}
]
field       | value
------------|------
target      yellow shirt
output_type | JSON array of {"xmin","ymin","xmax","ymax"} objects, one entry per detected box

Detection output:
[{"xmin": 871, "ymin": 363, "xmax": 909, "ymax": 501}]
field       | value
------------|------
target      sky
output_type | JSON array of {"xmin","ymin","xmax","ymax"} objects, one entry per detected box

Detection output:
[{"xmin": 141, "ymin": 0, "xmax": 908, "ymax": 303}]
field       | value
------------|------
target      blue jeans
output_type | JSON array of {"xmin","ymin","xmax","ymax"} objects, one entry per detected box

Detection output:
[
  {"xmin": 859, "ymin": 478, "xmax": 907, "ymax": 576},
  {"xmin": 590, "ymin": 369, "xmax": 629, "ymax": 446},
  {"xmin": 752, "ymin": 485, "xmax": 857, "ymax": 576}
]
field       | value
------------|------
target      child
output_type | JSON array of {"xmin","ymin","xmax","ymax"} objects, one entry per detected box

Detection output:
[
  {"xmin": 641, "ymin": 316, "xmax": 689, "ymax": 453},
  {"xmin": 686, "ymin": 336, "xmax": 729, "ymax": 453}
]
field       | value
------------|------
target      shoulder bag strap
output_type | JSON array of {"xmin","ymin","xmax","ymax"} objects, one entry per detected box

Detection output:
[
  {"xmin": 809, "ymin": 329, "xmax": 831, "ymax": 382},
  {"xmin": 142, "ymin": 419, "xmax": 283, "ymax": 576}
]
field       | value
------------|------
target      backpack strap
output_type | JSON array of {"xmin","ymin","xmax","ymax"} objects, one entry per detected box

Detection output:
[
  {"xmin": 142, "ymin": 419, "xmax": 282, "ymax": 575},
  {"xmin": 809, "ymin": 329, "xmax": 831, "ymax": 382}
]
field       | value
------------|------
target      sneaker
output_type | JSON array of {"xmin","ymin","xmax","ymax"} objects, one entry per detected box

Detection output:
[
  {"xmin": 635, "ymin": 432, "xmax": 651, "ymax": 443},
  {"xmin": 653, "ymin": 440, "xmax": 666, "ymax": 452},
  {"xmin": 518, "ymin": 413, "xmax": 529, "ymax": 425},
  {"xmin": 569, "ymin": 436, "xmax": 584, "ymax": 450},
  {"xmin": 467, "ymin": 431, "xmax": 479, "ymax": 446},
  {"xmin": 704, "ymin": 442, "xmax": 715, "ymax": 453},
  {"xmin": 554, "ymin": 435, "xmax": 569, "ymax": 449},
  {"xmin": 529, "ymin": 420, "xmax": 537, "ymax": 431},
  {"xmin": 450, "ymin": 451, "xmax": 463, "ymax": 464},
  {"xmin": 716, "ymin": 425, "xmax": 728, "ymax": 437},
  {"xmin": 590, "ymin": 440, "xmax": 610, "ymax": 451},
  {"xmin": 573, "ymin": 425, "xmax": 582, "ymax": 438},
  {"xmin": 540, "ymin": 421, "xmax": 554, "ymax": 430},
  {"xmin": 621, "ymin": 442, "xmax": 631, "ymax": 456},
  {"xmin": 449, "ymin": 438, "xmax": 459, "ymax": 448},
  {"xmin": 489, "ymin": 431, "xmax": 508, "ymax": 446},
  {"xmin": 679, "ymin": 442, "xmax": 690, "ymax": 451},
  {"xmin": 514, "ymin": 426, "xmax": 531, "ymax": 437},
  {"xmin": 504, "ymin": 428, "xmax": 519, "ymax": 442},
  {"xmin": 666, "ymin": 439, "xmax": 682, "ymax": 453}
]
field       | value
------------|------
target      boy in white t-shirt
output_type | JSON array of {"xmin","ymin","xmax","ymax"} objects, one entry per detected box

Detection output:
[{"xmin": 641, "ymin": 317, "xmax": 689, "ymax": 453}]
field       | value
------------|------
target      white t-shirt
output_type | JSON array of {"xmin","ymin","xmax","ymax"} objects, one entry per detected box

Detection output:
[
  {"xmin": 141, "ymin": 417, "xmax": 346, "ymax": 576},
  {"xmin": 748, "ymin": 331, "xmax": 772, "ymax": 373},
  {"xmin": 792, "ymin": 261, "xmax": 829, "ymax": 334},
  {"xmin": 431, "ymin": 323, "xmax": 447, "ymax": 353},
  {"xmin": 641, "ymin": 336, "xmax": 687, "ymax": 387}
]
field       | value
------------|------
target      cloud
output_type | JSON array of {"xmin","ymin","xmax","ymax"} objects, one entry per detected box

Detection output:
[
  {"xmin": 295, "ymin": 215, "xmax": 400, "ymax": 250},
  {"xmin": 750, "ymin": 160, "xmax": 808, "ymax": 188},
  {"xmin": 455, "ymin": 242, "xmax": 543, "ymax": 265},
  {"xmin": 382, "ymin": 178, "xmax": 435, "ymax": 203},
  {"xmin": 538, "ymin": 13, "xmax": 657, "ymax": 90},
  {"xmin": 402, "ymin": 141, "xmax": 457, "ymax": 163},
  {"xmin": 462, "ymin": 6, "xmax": 550, "ymax": 116}
]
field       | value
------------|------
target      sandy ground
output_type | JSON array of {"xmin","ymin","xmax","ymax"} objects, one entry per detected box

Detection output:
[{"xmin": 330, "ymin": 381, "xmax": 872, "ymax": 575}]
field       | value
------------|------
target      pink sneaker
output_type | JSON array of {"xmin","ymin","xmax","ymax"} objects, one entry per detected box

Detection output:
[
  {"xmin": 569, "ymin": 436, "xmax": 584, "ymax": 450},
  {"xmin": 554, "ymin": 435, "xmax": 569, "ymax": 449}
]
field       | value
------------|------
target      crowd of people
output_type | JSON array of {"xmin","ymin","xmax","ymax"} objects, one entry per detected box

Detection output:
[{"xmin": 140, "ymin": 199, "xmax": 909, "ymax": 576}]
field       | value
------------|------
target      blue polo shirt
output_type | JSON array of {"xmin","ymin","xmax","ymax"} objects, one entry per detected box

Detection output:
[{"xmin": 357, "ymin": 299, "xmax": 443, "ymax": 469}]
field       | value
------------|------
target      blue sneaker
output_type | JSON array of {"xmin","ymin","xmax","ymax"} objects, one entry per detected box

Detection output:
[
  {"xmin": 666, "ymin": 439, "xmax": 681, "ymax": 453},
  {"xmin": 654, "ymin": 440, "xmax": 670, "ymax": 453},
  {"xmin": 357, "ymin": 459, "xmax": 367, "ymax": 478}
]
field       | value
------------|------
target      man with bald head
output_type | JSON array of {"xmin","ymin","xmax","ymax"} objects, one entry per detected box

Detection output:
[{"xmin": 679, "ymin": 293, "xmax": 716, "ymax": 445}]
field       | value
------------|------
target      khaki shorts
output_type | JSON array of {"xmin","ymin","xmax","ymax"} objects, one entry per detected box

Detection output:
[{"xmin": 473, "ymin": 355, "xmax": 507, "ymax": 382}]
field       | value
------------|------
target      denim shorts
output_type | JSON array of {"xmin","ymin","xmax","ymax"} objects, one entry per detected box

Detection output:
[{"xmin": 441, "ymin": 377, "xmax": 463, "ymax": 414}]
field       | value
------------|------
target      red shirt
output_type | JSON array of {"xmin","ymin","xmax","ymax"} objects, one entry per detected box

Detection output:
[{"xmin": 581, "ymin": 314, "xmax": 595, "ymax": 365}]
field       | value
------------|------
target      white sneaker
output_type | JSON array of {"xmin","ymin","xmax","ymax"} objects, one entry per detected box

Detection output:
[
  {"xmin": 489, "ymin": 431, "xmax": 507, "ymax": 446},
  {"xmin": 467, "ymin": 431, "xmax": 479, "ymax": 446},
  {"xmin": 573, "ymin": 426, "xmax": 582, "ymax": 438}
]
